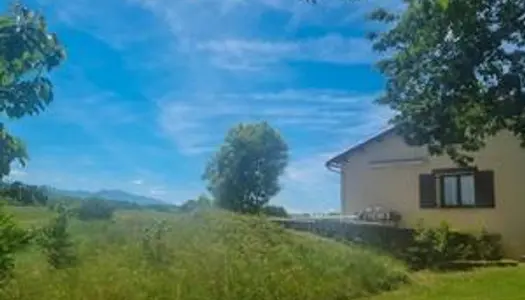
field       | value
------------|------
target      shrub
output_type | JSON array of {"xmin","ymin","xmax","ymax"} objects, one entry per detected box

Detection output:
[
  {"xmin": 38, "ymin": 204, "xmax": 77, "ymax": 269},
  {"xmin": 277, "ymin": 218, "xmax": 505, "ymax": 270},
  {"xmin": 179, "ymin": 199, "xmax": 199, "ymax": 213},
  {"xmin": 404, "ymin": 221, "xmax": 504, "ymax": 270},
  {"xmin": 141, "ymin": 219, "xmax": 172, "ymax": 266},
  {"xmin": 405, "ymin": 221, "xmax": 458, "ymax": 269},
  {"xmin": 75, "ymin": 198, "xmax": 115, "ymax": 221},
  {"xmin": 0, "ymin": 205, "xmax": 33, "ymax": 283},
  {"xmin": 475, "ymin": 228, "xmax": 503, "ymax": 261},
  {"xmin": 179, "ymin": 195, "xmax": 213, "ymax": 213},
  {"xmin": 261, "ymin": 205, "xmax": 288, "ymax": 218},
  {"xmin": 145, "ymin": 204, "xmax": 177, "ymax": 213}
]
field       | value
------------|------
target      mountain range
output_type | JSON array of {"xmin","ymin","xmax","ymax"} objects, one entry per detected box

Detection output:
[{"xmin": 45, "ymin": 187, "xmax": 166, "ymax": 206}]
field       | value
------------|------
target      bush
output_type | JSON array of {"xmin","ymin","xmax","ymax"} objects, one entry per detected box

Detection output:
[
  {"xmin": 405, "ymin": 221, "xmax": 462, "ymax": 269},
  {"xmin": 179, "ymin": 195, "xmax": 213, "ymax": 213},
  {"xmin": 277, "ymin": 218, "xmax": 504, "ymax": 270},
  {"xmin": 405, "ymin": 221, "xmax": 504, "ymax": 270},
  {"xmin": 0, "ymin": 205, "xmax": 33, "ymax": 283},
  {"xmin": 145, "ymin": 204, "xmax": 178, "ymax": 213},
  {"xmin": 261, "ymin": 205, "xmax": 288, "ymax": 218},
  {"xmin": 38, "ymin": 205, "xmax": 77, "ymax": 269},
  {"xmin": 141, "ymin": 219, "xmax": 172, "ymax": 266},
  {"xmin": 474, "ymin": 228, "xmax": 503, "ymax": 261},
  {"xmin": 75, "ymin": 198, "xmax": 115, "ymax": 221}
]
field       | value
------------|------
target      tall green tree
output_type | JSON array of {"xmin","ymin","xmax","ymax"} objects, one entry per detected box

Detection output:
[
  {"xmin": 370, "ymin": 0, "xmax": 525, "ymax": 165},
  {"xmin": 0, "ymin": 181, "xmax": 48, "ymax": 205},
  {"xmin": 204, "ymin": 122, "xmax": 288, "ymax": 214},
  {"xmin": 0, "ymin": 2, "xmax": 66, "ymax": 177},
  {"xmin": 0, "ymin": 204, "xmax": 32, "ymax": 283},
  {"xmin": 39, "ymin": 204, "xmax": 77, "ymax": 269}
]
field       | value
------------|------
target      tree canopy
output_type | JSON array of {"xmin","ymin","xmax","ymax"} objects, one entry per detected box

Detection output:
[
  {"xmin": 179, "ymin": 195, "xmax": 213, "ymax": 213},
  {"xmin": 0, "ymin": 181, "xmax": 48, "ymax": 205},
  {"xmin": 370, "ymin": 0, "xmax": 524, "ymax": 165},
  {"xmin": 203, "ymin": 122, "xmax": 288, "ymax": 214},
  {"xmin": 0, "ymin": 3, "xmax": 66, "ymax": 178},
  {"xmin": 261, "ymin": 204, "xmax": 289, "ymax": 218}
]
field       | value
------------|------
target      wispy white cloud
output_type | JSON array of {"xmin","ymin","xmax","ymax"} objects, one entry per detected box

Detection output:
[
  {"xmin": 156, "ymin": 100, "xmax": 239, "ymax": 155},
  {"xmin": 37, "ymin": 0, "xmax": 161, "ymax": 50},
  {"xmin": 197, "ymin": 34, "xmax": 376, "ymax": 71},
  {"xmin": 274, "ymin": 151, "xmax": 340, "ymax": 213},
  {"xmin": 48, "ymin": 93, "xmax": 144, "ymax": 170},
  {"xmin": 132, "ymin": 179, "xmax": 144, "ymax": 185},
  {"xmin": 25, "ymin": 0, "xmax": 400, "ymax": 213},
  {"xmin": 157, "ymin": 89, "xmax": 392, "ymax": 156},
  {"xmin": 36, "ymin": 0, "xmax": 397, "ymax": 74},
  {"xmin": 54, "ymin": 92, "xmax": 141, "ymax": 126},
  {"xmin": 208, "ymin": 0, "xmax": 405, "ymax": 32},
  {"xmin": 35, "ymin": 0, "xmax": 387, "ymax": 79},
  {"xmin": 126, "ymin": 0, "xmax": 385, "ymax": 72}
]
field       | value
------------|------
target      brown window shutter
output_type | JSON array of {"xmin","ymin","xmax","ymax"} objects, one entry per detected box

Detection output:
[
  {"xmin": 419, "ymin": 174, "xmax": 437, "ymax": 208},
  {"xmin": 475, "ymin": 170, "xmax": 495, "ymax": 208}
]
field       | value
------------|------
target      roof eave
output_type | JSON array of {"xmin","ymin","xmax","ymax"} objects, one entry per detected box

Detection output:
[
  {"xmin": 325, "ymin": 159, "xmax": 342, "ymax": 173},
  {"xmin": 324, "ymin": 126, "xmax": 397, "ymax": 172}
]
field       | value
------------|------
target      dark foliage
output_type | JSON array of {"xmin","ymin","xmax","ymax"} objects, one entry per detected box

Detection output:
[
  {"xmin": 0, "ymin": 3, "xmax": 66, "ymax": 178},
  {"xmin": 276, "ymin": 218, "xmax": 504, "ymax": 270},
  {"xmin": 179, "ymin": 195, "xmax": 213, "ymax": 213},
  {"xmin": 204, "ymin": 122, "xmax": 288, "ymax": 214},
  {"xmin": 75, "ymin": 198, "xmax": 116, "ymax": 221},
  {"xmin": 0, "ymin": 181, "xmax": 48, "ymax": 206},
  {"xmin": 405, "ymin": 221, "xmax": 503, "ymax": 270},
  {"xmin": 0, "ymin": 204, "xmax": 33, "ymax": 283},
  {"xmin": 261, "ymin": 205, "xmax": 289, "ymax": 218},
  {"xmin": 141, "ymin": 219, "xmax": 172, "ymax": 266},
  {"xmin": 38, "ymin": 204, "xmax": 77, "ymax": 269},
  {"xmin": 370, "ymin": 0, "xmax": 525, "ymax": 165},
  {"xmin": 144, "ymin": 204, "xmax": 179, "ymax": 213}
]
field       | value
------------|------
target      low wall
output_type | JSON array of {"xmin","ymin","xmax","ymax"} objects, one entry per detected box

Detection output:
[{"xmin": 272, "ymin": 218, "xmax": 414, "ymax": 255}]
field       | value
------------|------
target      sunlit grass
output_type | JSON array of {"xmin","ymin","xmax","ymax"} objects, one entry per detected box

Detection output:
[
  {"xmin": 2, "ymin": 207, "xmax": 409, "ymax": 300},
  {"xmin": 367, "ymin": 266, "xmax": 525, "ymax": 300},
  {"xmin": 6, "ymin": 205, "xmax": 54, "ymax": 227}
]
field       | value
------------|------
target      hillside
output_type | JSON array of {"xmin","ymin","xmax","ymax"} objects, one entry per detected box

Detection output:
[
  {"xmin": 45, "ymin": 187, "xmax": 166, "ymax": 205},
  {"xmin": 3, "ymin": 208, "xmax": 408, "ymax": 300}
]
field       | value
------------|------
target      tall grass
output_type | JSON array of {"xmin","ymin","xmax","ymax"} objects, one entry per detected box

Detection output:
[{"xmin": 2, "ymin": 208, "xmax": 408, "ymax": 300}]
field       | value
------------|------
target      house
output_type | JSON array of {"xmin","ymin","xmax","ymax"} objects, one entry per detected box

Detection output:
[{"xmin": 326, "ymin": 127, "xmax": 525, "ymax": 258}]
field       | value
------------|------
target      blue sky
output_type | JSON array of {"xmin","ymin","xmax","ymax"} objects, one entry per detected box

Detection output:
[{"xmin": 5, "ymin": 0, "xmax": 402, "ymax": 213}]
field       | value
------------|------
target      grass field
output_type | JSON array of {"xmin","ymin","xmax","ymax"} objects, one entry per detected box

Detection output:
[
  {"xmin": 367, "ymin": 265, "xmax": 525, "ymax": 300},
  {"xmin": 2, "ymin": 206, "xmax": 408, "ymax": 300}
]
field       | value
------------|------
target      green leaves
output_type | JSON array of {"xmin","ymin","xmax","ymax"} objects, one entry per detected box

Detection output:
[
  {"xmin": 0, "ymin": 123, "xmax": 27, "ymax": 178},
  {"xmin": 0, "ymin": 205, "xmax": 32, "ymax": 283},
  {"xmin": 370, "ymin": 0, "xmax": 525, "ymax": 165},
  {"xmin": 38, "ymin": 205, "xmax": 77, "ymax": 269},
  {"xmin": 437, "ymin": 0, "xmax": 450, "ymax": 10},
  {"xmin": 204, "ymin": 122, "xmax": 289, "ymax": 214},
  {"xmin": 0, "ymin": 3, "xmax": 65, "ymax": 179}
]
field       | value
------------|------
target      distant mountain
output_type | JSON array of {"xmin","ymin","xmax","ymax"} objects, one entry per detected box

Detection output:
[{"xmin": 45, "ymin": 187, "xmax": 166, "ymax": 206}]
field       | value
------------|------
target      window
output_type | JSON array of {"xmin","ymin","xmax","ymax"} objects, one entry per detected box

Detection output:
[
  {"xmin": 418, "ymin": 168, "xmax": 495, "ymax": 209},
  {"xmin": 440, "ymin": 173, "xmax": 475, "ymax": 207}
]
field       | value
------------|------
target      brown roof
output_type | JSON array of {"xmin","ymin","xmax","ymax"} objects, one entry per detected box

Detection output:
[{"xmin": 325, "ymin": 126, "xmax": 396, "ymax": 171}]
